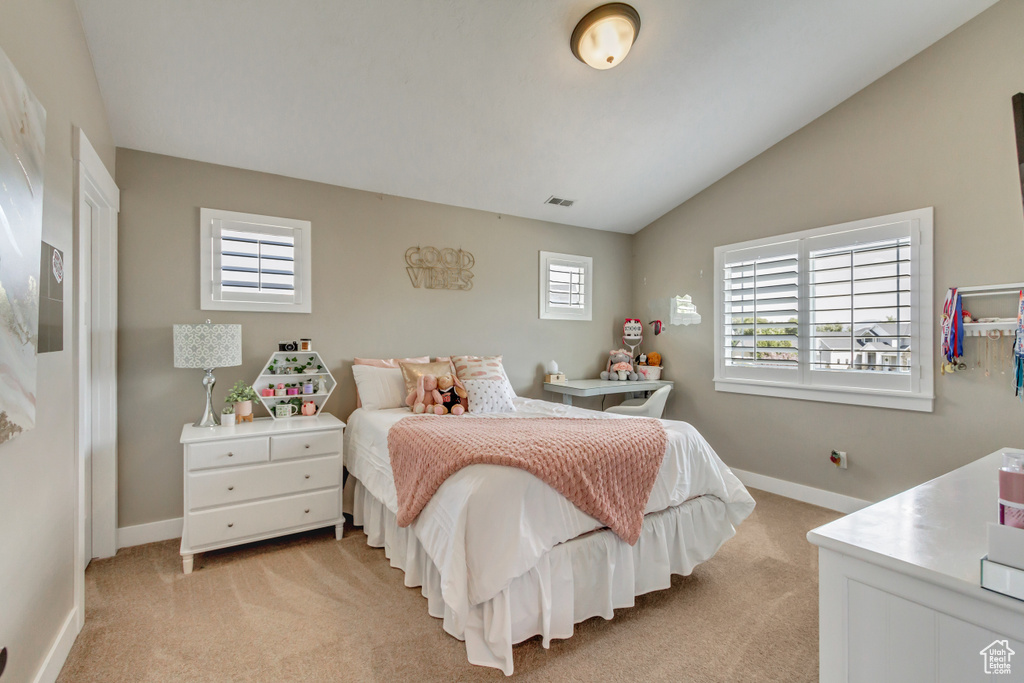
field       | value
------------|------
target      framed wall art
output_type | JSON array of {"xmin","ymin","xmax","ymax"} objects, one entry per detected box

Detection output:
[{"xmin": 0, "ymin": 45, "xmax": 47, "ymax": 445}]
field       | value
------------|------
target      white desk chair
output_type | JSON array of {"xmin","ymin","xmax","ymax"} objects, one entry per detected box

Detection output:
[{"xmin": 604, "ymin": 385, "xmax": 672, "ymax": 419}]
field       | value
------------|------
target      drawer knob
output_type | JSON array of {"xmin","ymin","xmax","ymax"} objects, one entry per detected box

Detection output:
[
  {"xmin": 304, "ymin": 509, "xmax": 310, "ymax": 514},
  {"xmin": 228, "ymin": 486, "xmax": 234, "ymax": 491},
  {"xmin": 304, "ymin": 444, "xmax": 310, "ymax": 449},
  {"xmin": 227, "ymin": 523, "xmax": 234, "ymax": 528},
  {"xmin": 227, "ymin": 452, "xmax": 234, "ymax": 458},
  {"xmin": 304, "ymin": 474, "xmax": 310, "ymax": 479}
]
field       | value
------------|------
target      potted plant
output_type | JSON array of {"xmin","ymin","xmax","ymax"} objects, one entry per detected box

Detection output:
[
  {"xmin": 225, "ymin": 380, "xmax": 259, "ymax": 422},
  {"xmin": 221, "ymin": 406, "xmax": 236, "ymax": 426}
]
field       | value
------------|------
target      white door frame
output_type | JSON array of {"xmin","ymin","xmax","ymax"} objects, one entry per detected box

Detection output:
[{"xmin": 73, "ymin": 127, "xmax": 119, "ymax": 630}]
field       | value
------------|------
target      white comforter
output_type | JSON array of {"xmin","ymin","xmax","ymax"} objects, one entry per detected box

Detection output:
[{"xmin": 344, "ymin": 397, "xmax": 755, "ymax": 638}]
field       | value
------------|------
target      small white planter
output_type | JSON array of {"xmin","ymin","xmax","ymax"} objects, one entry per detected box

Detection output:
[{"xmin": 221, "ymin": 413, "xmax": 236, "ymax": 426}]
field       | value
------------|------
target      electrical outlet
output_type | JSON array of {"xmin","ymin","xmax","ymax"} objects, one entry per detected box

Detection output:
[{"xmin": 830, "ymin": 450, "xmax": 848, "ymax": 469}]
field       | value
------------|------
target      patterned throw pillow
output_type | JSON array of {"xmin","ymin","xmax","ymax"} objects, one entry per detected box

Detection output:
[
  {"xmin": 464, "ymin": 379, "xmax": 516, "ymax": 414},
  {"xmin": 452, "ymin": 355, "xmax": 505, "ymax": 382}
]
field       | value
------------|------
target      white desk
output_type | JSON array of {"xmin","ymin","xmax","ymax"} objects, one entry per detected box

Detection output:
[
  {"xmin": 807, "ymin": 449, "xmax": 1024, "ymax": 682},
  {"xmin": 543, "ymin": 379, "xmax": 673, "ymax": 406}
]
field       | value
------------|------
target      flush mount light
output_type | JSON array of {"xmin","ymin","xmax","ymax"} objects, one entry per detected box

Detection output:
[{"xmin": 570, "ymin": 3, "xmax": 641, "ymax": 70}]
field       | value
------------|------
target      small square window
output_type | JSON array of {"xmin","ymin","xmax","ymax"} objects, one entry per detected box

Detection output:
[
  {"xmin": 200, "ymin": 208, "xmax": 312, "ymax": 313},
  {"xmin": 539, "ymin": 251, "xmax": 592, "ymax": 321}
]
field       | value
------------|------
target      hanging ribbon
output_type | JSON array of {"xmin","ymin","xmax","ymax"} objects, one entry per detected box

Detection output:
[
  {"xmin": 1014, "ymin": 290, "xmax": 1024, "ymax": 398},
  {"xmin": 941, "ymin": 288, "xmax": 964, "ymax": 373}
]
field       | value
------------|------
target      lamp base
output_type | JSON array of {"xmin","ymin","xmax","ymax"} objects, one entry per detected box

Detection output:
[{"xmin": 194, "ymin": 368, "xmax": 220, "ymax": 427}]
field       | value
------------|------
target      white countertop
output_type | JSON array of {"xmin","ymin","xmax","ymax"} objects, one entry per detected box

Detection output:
[
  {"xmin": 180, "ymin": 413, "xmax": 345, "ymax": 444},
  {"xmin": 543, "ymin": 378, "xmax": 673, "ymax": 396},
  {"xmin": 807, "ymin": 448, "xmax": 1024, "ymax": 612}
]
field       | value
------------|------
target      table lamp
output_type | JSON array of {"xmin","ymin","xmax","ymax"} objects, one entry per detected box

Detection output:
[{"xmin": 173, "ymin": 320, "xmax": 242, "ymax": 427}]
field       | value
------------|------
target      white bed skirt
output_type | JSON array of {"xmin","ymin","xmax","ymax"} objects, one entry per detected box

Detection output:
[{"xmin": 345, "ymin": 477, "xmax": 738, "ymax": 675}]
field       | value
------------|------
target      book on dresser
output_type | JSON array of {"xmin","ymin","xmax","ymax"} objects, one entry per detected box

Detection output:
[{"xmin": 178, "ymin": 414, "xmax": 345, "ymax": 574}]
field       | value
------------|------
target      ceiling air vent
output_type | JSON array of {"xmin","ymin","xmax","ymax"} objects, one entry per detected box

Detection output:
[{"xmin": 545, "ymin": 196, "xmax": 575, "ymax": 207}]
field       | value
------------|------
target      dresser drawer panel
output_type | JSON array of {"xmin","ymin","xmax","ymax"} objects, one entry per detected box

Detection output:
[
  {"xmin": 271, "ymin": 429, "xmax": 340, "ymax": 461},
  {"xmin": 187, "ymin": 437, "xmax": 269, "ymax": 471},
  {"xmin": 187, "ymin": 455, "xmax": 341, "ymax": 510},
  {"xmin": 186, "ymin": 488, "xmax": 339, "ymax": 548}
]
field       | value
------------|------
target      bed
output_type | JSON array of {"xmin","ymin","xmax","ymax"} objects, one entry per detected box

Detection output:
[{"xmin": 342, "ymin": 396, "xmax": 755, "ymax": 675}]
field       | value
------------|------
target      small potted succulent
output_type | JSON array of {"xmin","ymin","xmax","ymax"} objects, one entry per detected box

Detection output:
[
  {"xmin": 225, "ymin": 380, "xmax": 259, "ymax": 422},
  {"xmin": 221, "ymin": 405, "xmax": 236, "ymax": 426}
]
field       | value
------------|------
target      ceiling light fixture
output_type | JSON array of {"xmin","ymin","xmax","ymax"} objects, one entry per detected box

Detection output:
[{"xmin": 570, "ymin": 3, "xmax": 641, "ymax": 70}]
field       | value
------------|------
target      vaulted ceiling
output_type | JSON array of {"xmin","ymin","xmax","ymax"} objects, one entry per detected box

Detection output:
[{"xmin": 76, "ymin": 0, "xmax": 997, "ymax": 233}]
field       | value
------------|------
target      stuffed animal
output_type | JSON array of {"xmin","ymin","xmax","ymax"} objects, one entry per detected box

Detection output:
[
  {"xmin": 646, "ymin": 352, "xmax": 662, "ymax": 367},
  {"xmin": 435, "ymin": 374, "xmax": 467, "ymax": 415},
  {"xmin": 636, "ymin": 353, "xmax": 648, "ymax": 366},
  {"xmin": 600, "ymin": 349, "xmax": 638, "ymax": 381},
  {"xmin": 406, "ymin": 374, "xmax": 444, "ymax": 414}
]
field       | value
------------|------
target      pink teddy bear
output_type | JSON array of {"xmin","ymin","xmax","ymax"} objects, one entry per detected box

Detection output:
[{"xmin": 406, "ymin": 374, "xmax": 446, "ymax": 415}]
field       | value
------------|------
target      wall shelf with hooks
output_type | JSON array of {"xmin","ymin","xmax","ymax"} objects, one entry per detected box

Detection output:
[
  {"xmin": 952, "ymin": 283, "xmax": 1022, "ymax": 337},
  {"xmin": 962, "ymin": 320, "xmax": 1017, "ymax": 337}
]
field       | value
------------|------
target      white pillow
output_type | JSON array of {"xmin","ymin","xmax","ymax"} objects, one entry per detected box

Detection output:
[
  {"xmin": 351, "ymin": 365, "xmax": 408, "ymax": 410},
  {"xmin": 464, "ymin": 379, "xmax": 516, "ymax": 414}
]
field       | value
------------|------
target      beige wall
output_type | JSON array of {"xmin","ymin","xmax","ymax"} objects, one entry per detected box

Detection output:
[
  {"xmin": 633, "ymin": 0, "xmax": 1024, "ymax": 503},
  {"xmin": 0, "ymin": 1, "xmax": 115, "ymax": 681},
  {"xmin": 116, "ymin": 149, "xmax": 632, "ymax": 527}
]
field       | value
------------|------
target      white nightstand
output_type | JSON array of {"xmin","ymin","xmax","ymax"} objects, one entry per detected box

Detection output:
[{"xmin": 178, "ymin": 414, "xmax": 345, "ymax": 574}]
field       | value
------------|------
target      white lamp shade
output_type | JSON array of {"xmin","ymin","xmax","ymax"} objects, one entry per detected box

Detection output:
[{"xmin": 173, "ymin": 323, "xmax": 242, "ymax": 369}]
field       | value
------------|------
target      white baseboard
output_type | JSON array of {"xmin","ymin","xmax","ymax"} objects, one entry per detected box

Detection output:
[
  {"xmin": 731, "ymin": 468, "xmax": 870, "ymax": 514},
  {"xmin": 117, "ymin": 517, "xmax": 183, "ymax": 549},
  {"xmin": 33, "ymin": 608, "xmax": 79, "ymax": 683}
]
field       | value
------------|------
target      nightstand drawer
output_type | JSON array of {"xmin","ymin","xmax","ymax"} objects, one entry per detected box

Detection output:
[
  {"xmin": 186, "ymin": 488, "xmax": 339, "ymax": 548},
  {"xmin": 271, "ymin": 429, "xmax": 340, "ymax": 461},
  {"xmin": 187, "ymin": 437, "xmax": 269, "ymax": 471},
  {"xmin": 187, "ymin": 455, "xmax": 341, "ymax": 510}
]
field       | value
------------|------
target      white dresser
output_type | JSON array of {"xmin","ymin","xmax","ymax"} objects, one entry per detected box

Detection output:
[
  {"xmin": 179, "ymin": 414, "xmax": 345, "ymax": 574},
  {"xmin": 808, "ymin": 450, "xmax": 1024, "ymax": 683}
]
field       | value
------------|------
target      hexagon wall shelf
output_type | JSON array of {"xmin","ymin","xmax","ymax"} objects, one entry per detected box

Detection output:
[{"xmin": 253, "ymin": 351, "xmax": 336, "ymax": 419}]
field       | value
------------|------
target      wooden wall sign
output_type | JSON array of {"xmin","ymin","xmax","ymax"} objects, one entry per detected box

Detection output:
[{"xmin": 405, "ymin": 246, "xmax": 474, "ymax": 291}]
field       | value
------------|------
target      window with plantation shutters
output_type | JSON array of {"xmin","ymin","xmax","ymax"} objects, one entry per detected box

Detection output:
[
  {"xmin": 809, "ymin": 235, "xmax": 911, "ymax": 375},
  {"xmin": 200, "ymin": 208, "xmax": 312, "ymax": 313},
  {"xmin": 219, "ymin": 228, "xmax": 295, "ymax": 297},
  {"xmin": 723, "ymin": 246, "xmax": 800, "ymax": 373},
  {"xmin": 714, "ymin": 208, "xmax": 934, "ymax": 412},
  {"xmin": 539, "ymin": 251, "xmax": 592, "ymax": 320}
]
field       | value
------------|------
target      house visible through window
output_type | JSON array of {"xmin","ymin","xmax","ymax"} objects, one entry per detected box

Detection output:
[
  {"xmin": 714, "ymin": 208, "xmax": 933, "ymax": 412},
  {"xmin": 539, "ymin": 251, "xmax": 592, "ymax": 320},
  {"xmin": 200, "ymin": 208, "xmax": 312, "ymax": 313}
]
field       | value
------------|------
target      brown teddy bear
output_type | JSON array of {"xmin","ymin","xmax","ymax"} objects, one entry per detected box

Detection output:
[{"xmin": 435, "ymin": 374, "xmax": 467, "ymax": 415}]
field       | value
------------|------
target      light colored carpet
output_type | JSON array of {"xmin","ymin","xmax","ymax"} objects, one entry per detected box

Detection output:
[{"xmin": 57, "ymin": 489, "xmax": 840, "ymax": 682}]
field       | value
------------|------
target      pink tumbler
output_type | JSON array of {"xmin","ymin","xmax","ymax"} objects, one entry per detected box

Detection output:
[{"xmin": 999, "ymin": 452, "xmax": 1024, "ymax": 529}]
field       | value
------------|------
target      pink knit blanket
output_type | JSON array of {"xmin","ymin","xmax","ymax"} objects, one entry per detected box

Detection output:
[{"xmin": 387, "ymin": 416, "xmax": 667, "ymax": 544}]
